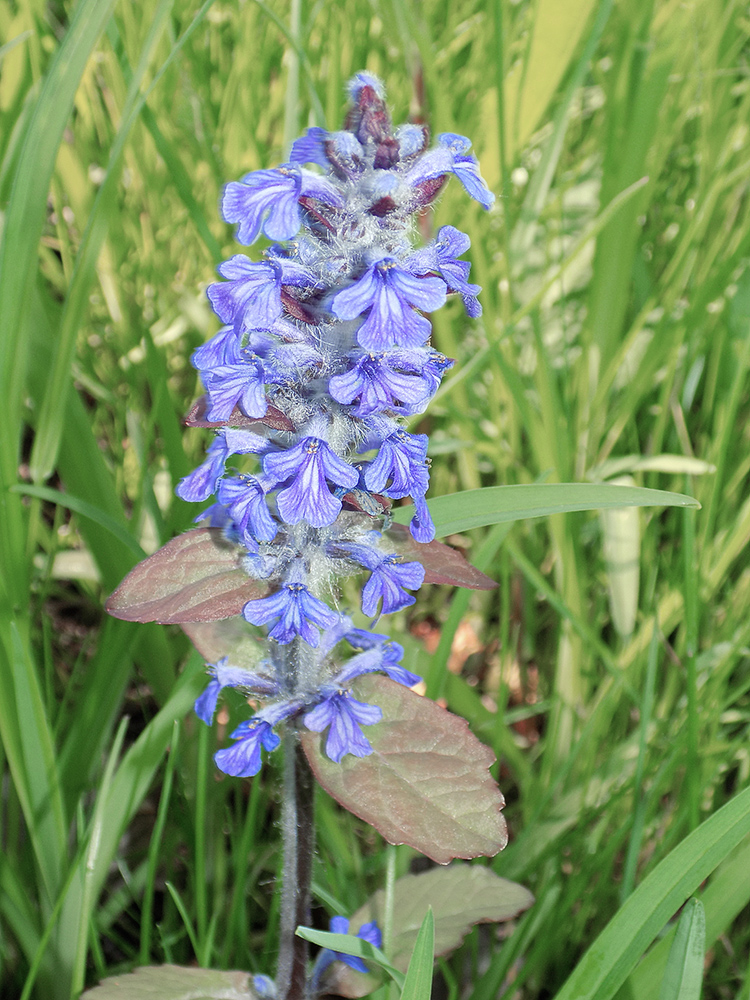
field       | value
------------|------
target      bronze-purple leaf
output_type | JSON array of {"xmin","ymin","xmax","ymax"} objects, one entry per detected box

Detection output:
[
  {"xmin": 80, "ymin": 964, "xmax": 254, "ymax": 999},
  {"xmin": 106, "ymin": 529, "xmax": 268, "ymax": 624},
  {"xmin": 329, "ymin": 866, "xmax": 534, "ymax": 998},
  {"xmin": 180, "ymin": 618, "xmax": 264, "ymax": 667},
  {"xmin": 387, "ymin": 523, "xmax": 496, "ymax": 590},
  {"xmin": 184, "ymin": 396, "xmax": 294, "ymax": 432},
  {"xmin": 301, "ymin": 675, "xmax": 507, "ymax": 865}
]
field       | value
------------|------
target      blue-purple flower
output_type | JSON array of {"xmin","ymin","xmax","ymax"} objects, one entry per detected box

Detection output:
[
  {"xmin": 214, "ymin": 699, "xmax": 301, "ymax": 777},
  {"xmin": 326, "ymin": 916, "xmax": 382, "ymax": 974},
  {"xmin": 303, "ymin": 689, "xmax": 382, "ymax": 762},
  {"xmin": 178, "ymin": 72, "xmax": 493, "ymax": 780},
  {"xmin": 365, "ymin": 429, "xmax": 430, "ymax": 499},
  {"xmin": 335, "ymin": 542, "xmax": 425, "ymax": 617},
  {"xmin": 201, "ymin": 351, "xmax": 280, "ymax": 421},
  {"xmin": 263, "ymin": 437, "xmax": 358, "ymax": 528},
  {"xmin": 406, "ymin": 132, "xmax": 495, "ymax": 209},
  {"xmin": 176, "ymin": 428, "xmax": 270, "ymax": 502},
  {"xmin": 195, "ymin": 657, "xmax": 279, "ymax": 725},
  {"xmin": 217, "ymin": 474, "xmax": 277, "ymax": 542},
  {"xmin": 222, "ymin": 164, "xmax": 343, "ymax": 245},
  {"xmin": 331, "ymin": 257, "xmax": 446, "ymax": 351},
  {"xmin": 243, "ymin": 583, "xmax": 339, "ymax": 646},
  {"xmin": 329, "ymin": 351, "xmax": 433, "ymax": 416},
  {"xmin": 408, "ymin": 224, "xmax": 482, "ymax": 317}
]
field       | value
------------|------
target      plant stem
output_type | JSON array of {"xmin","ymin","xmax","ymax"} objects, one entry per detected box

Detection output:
[{"xmin": 277, "ymin": 727, "xmax": 316, "ymax": 1000}]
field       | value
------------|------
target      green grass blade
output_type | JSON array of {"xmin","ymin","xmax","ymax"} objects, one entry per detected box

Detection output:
[
  {"xmin": 71, "ymin": 717, "xmax": 130, "ymax": 995},
  {"xmin": 552, "ymin": 785, "xmax": 750, "ymax": 1000},
  {"xmin": 0, "ymin": 0, "xmax": 119, "ymax": 606},
  {"xmin": 140, "ymin": 721, "xmax": 180, "ymax": 963},
  {"xmin": 29, "ymin": 0, "xmax": 176, "ymax": 485},
  {"xmin": 0, "ymin": 624, "xmax": 66, "ymax": 902},
  {"xmin": 401, "ymin": 907, "xmax": 435, "ymax": 1000},
  {"xmin": 622, "ymin": 836, "xmax": 750, "ymax": 1000},
  {"xmin": 658, "ymin": 899, "xmax": 705, "ymax": 1000},
  {"xmin": 11, "ymin": 484, "xmax": 146, "ymax": 559},
  {"xmin": 392, "ymin": 483, "xmax": 699, "ymax": 536}
]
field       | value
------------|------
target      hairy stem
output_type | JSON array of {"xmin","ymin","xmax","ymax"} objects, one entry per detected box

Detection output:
[{"xmin": 277, "ymin": 727, "xmax": 316, "ymax": 1000}]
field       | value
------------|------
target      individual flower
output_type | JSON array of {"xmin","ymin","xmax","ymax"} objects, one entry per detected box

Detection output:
[
  {"xmin": 217, "ymin": 474, "xmax": 277, "ymax": 542},
  {"xmin": 405, "ymin": 132, "xmax": 495, "ymax": 209},
  {"xmin": 208, "ymin": 255, "xmax": 320, "ymax": 338},
  {"xmin": 408, "ymin": 224, "xmax": 482, "ymax": 317},
  {"xmin": 335, "ymin": 542, "xmax": 425, "ymax": 617},
  {"xmin": 201, "ymin": 351, "xmax": 280, "ymax": 421},
  {"xmin": 222, "ymin": 164, "xmax": 343, "ymax": 245},
  {"xmin": 195, "ymin": 657, "xmax": 279, "ymax": 725},
  {"xmin": 336, "ymin": 641, "xmax": 421, "ymax": 688},
  {"xmin": 365, "ymin": 429, "xmax": 430, "ymax": 498},
  {"xmin": 331, "ymin": 257, "xmax": 446, "ymax": 351},
  {"xmin": 263, "ymin": 437, "xmax": 359, "ymax": 528},
  {"xmin": 176, "ymin": 428, "xmax": 270, "ymax": 502},
  {"xmin": 329, "ymin": 351, "xmax": 433, "ymax": 416},
  {"xmin": 303, "ymin": 688, "xmax": 382, "ymax": 762},
  {"xmin": 214, "ymin": 699, "xmax": 301, "ymax": 777},
  {"xmin": 243, "ymin": 584, "xmax": 339, "ymax": 646},
  {"xmin": 207, "ymin": 256, "xmax": 285, "ymax": 336}
]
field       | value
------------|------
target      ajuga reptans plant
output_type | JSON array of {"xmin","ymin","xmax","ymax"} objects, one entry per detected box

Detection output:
[{"xmin": 108, "ymin": 73, "xmax": 522, "ymax": 1000}]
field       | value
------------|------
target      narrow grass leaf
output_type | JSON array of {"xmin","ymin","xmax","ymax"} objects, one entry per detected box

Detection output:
[
  {"xmin": 0, "ymin": 0, "xmax": 119, "ymax": 602},
  {"xmin": 11, "ymin": 484, "xmax": 146, "ymax": 559},
  {"xmin": 392, "ymin": 484, "xmax": 698, "ymax": 537},
  {"xmin": 294, "ymin": 926, "xmax": 405, "ymax": 989},
  {"xmin": 552, "ymin": 785, "xmax": 750, "ymax": 1000},
  {"xmin": 401, "ymin": 908, "xmax": 435, "ymax": 1000},
  {"xmin": 29, "ymin": 0, "xmax": 175, "ymax": 484},
  {"xmin": 658, "ymin": 899, "xmax": 705, "ymax": 1000}
]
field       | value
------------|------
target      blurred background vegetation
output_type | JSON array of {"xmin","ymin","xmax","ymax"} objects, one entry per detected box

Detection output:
[{"xmin": 1, "ymin": 0, "xmax": 750, "ymax": 996}]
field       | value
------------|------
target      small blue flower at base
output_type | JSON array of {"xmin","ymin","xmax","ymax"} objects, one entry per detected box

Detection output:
[
  {"xmin": 243, "ymin": 584, "xmax": 340, "ymax": 647},
  {"xmin": 329, "ymin": 916, "xmax": 383, "ymax": 974},
  {"xmin": 310, "ymin": 915, "xmax": 383, "ymax": 991},
  {"xmin": 213, "ymin": 699, "xmax": 302, "ymax": 777},
  {"xmin": 303, "ymin": 689, "xmax": 382, "ymax": 762},
  {"xmin": 194, "ymin": 657, "xmax": 280, "ymax": 725},
  {"xmin": 252, "ymin": 974, "xmax": 277, "ymax": 1000}
]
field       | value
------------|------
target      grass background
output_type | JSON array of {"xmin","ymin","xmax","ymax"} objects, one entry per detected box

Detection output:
[{"xmin": 1, "ymin": 0, "xmax": 750, "ymax": 996}]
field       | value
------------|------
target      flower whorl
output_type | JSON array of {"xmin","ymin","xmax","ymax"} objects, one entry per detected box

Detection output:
[{"xmin": 184, "ymin": 73, "xmax": 494, "ymax": 774}]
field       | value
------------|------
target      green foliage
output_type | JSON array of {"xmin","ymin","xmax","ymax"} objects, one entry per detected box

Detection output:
[{"xmin": 2, "ymin": 0, "xmax": 750, "ymax": 997}]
